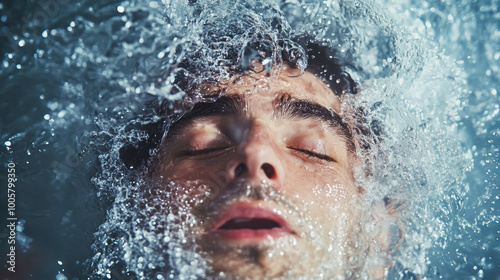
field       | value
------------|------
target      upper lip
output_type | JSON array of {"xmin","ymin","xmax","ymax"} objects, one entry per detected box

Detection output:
[{"xmin": 207, "ymin": 202, "xmax": 294, "ymax": 233}]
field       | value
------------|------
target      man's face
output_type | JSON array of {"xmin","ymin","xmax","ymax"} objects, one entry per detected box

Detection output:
[{"xmin": 152, "ymin": 65, "xmax": 367, "ymax": 278}]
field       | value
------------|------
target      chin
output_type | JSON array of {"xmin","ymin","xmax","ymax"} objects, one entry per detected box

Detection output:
[
  {"xmin": 203, "ymin": 237, "xmax": 310, "ymax": 279},
  {"xmin": 197, "ymin": 234, "xmax": 363, "ymax": 279}
]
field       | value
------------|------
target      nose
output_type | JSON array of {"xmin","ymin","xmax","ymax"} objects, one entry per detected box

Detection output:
[{"xmin": 231, "ymin": 122, "xmax": 284, "ymax": 185}]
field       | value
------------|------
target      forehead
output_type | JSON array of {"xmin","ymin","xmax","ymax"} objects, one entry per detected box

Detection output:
[{"xmin": 204, "ymin": 64, "xmax": 342, "ymax": 113}]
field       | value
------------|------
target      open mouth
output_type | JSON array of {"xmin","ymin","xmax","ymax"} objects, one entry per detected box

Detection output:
[
  {"xmin": 218, "ymin": 218, "xmax": 282, "ymax": 230},
  {"xmin": 209, "ymin": 203, "xmax": 293, "ymax": 240}
]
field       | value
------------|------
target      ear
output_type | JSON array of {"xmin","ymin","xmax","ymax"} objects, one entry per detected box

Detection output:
[
  {"xmin": 371, "ymin": 197, "xmax": 404, "ymax": 253},
  {"xmin": 366, "ymin": 198, "xmax": 405, "ymax": 279}
]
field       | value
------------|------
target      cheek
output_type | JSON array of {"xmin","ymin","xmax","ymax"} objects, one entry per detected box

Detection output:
[
  {"xmin": 283, "ymin": 166, "xmax": 358, "ymax": 213},
  {"xmin": 300, "ymin": 184, "xmax": 362, "ymax": 240},
  {"xmin": 284, "ymin": 162, "xmax": 349, "ymax": 193},
  {"xmin": 161, "ymin": 178, "xmax": 221, "ymax": 217},
  {"xmin": 163, "ymin": 162, "xmax": 218, "ymax": 184},
  {"xmin": 157, "ymin": 153, "xmax": 230, "ymax": 180},
  {"xmin": 156, "ymin": 156, "xmax": 239, "ymax": 198}
]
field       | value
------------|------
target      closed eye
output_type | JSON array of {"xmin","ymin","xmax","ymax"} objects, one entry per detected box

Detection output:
[
  {"xmin": 182, "ymin": 147, "xmax": 231, "ymax": 156},
  {"xmin": 288, "ymin": 147, "xmax": 336, "ymax": 162}
]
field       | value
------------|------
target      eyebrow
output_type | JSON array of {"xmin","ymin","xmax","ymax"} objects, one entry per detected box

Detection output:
[
  {"xmin": 273, "ymin": 92, "xmax": 354, "ymax": 151},
  {"xmin": 178, "ymin": 95, "xmax": 245, "ymax": 122},
  {"xmin": 166, "ymin": 95, "xmax": 246, "ymax": 138},
  {"xmin": 167, "ymin": 92, "xmax": 355, "ymax": 151}
]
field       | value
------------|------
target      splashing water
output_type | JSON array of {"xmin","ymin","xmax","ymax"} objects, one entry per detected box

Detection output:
[{"xmin": 1, "ymin": 0, "xmax": 498, "ymax": 279}]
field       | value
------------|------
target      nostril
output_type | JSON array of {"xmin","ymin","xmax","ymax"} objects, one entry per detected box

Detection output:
[
  {"xmin": 261, "ymin": 163, "xmax": 275, "ymax": 179},
  {"xmin": 234, "ymin": 163, "xmax": 246, "ymax": 177}
]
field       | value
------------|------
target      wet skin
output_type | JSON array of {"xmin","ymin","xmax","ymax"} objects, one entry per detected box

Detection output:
[{"xmin": 153, "ymin": 65, "xmax": 368, "ymax": 278}]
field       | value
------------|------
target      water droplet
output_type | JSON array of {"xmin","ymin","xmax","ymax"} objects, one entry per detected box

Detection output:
[
  {"xmin": 117, "ymin": 6, "xmax": 125, "ymax": 13},
  {"xmin": 55, "ymin": 272, "xmax": 67, "ymax": 280}
]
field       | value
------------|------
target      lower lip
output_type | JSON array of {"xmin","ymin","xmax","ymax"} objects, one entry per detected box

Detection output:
[{"xmin": 210, "ymin": 228, "xmax": 292, "ymax": 241}]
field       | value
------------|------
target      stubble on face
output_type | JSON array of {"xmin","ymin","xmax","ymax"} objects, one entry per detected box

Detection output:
[
  {"xmin": 159, "ymin": 177, "xmax": 369, "ymax": 279},
  {"xmin": 151, "ymin": 65, "xmax": 370, "ymax": 279}
]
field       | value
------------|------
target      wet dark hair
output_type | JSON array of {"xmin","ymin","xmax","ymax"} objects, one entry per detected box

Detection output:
[
  {"xmin": 161, "ymin": 36, "xmax": 357, "ymax": 110},
  {"xmin": 119, "ymin": 37, "xmax": 358, "ymax": 169},
  {"xmin": 285, "ymin": 37, "xmax": 358, "ymax": 96}
]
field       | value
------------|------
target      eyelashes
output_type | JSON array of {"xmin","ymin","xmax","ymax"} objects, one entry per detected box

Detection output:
[
  {"xmin": 182, "ymin": 147, "xmax": 230, "ymax": 156},
  {"xmin": 288, "ymin": 147, "xmax": 337, "ymax": 162},
  {"xmin": 183, "ymin": 146, "xmax": 336, "ymax": 163}
]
